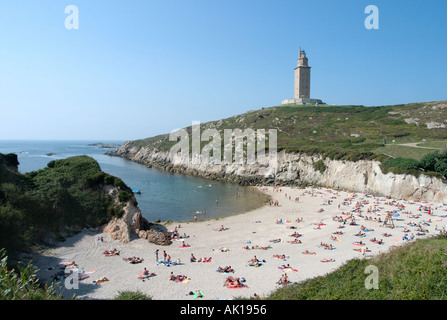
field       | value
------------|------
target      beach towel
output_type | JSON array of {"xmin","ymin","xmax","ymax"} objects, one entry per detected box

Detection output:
[
  {"xmin": 137, "ymin": 273, "xmax": 155, "ymax": 279},
  {"xmin": 248, "ymin": 262, "xmax": 263, "ymax": 267},
  {"xmin": 193, "ymin": 291, "xmax": 204, "ymax": 299}
]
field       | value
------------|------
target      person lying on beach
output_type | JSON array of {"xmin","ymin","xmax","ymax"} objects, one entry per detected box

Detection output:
[
  {"xmin": 330, "ymin": 236, "xmax": 340, "ymax": 242},
  {"xmin": 370, "ymin": 238, "xmax": 384, "ymax": 244},
  {"xmin": 59, "ymin": 261, "xmax": 76, "ymax": 267},
  {"xmin": 93, "ymin": 277, "xmax": 109, "ymax": 284},
  {"xmin": 382, "ymin": 233, "xmax": 392, "ymax": 237},
  {"xmin": 273, "ymin": 254, "xmax": 286, "ymax": 259},
  {"xmin": 289, "ymin": 232, "xmax": 302, "ymax": 238},
  {"xmin": 219, "ymin": 247, "xmax": 230, "ymax": 252},
  {"xmin": 320, "ymin": 259, "xmax": 335, "ymax": 263},
  {"xmin": 360, "ymin": 225, "xmax": 374, "ymax": 231},
  {"xmin": 215, "ymin": 225, "xmax": 228, "ymax": 231},
  {"xmin": 103, "ymin": 249, "xmax": 120, "ymax": 256},
  {"xmin": 251, "ymin": 245, "xmax": 272, "ymax": 250},
  {"xmin": 217, "ymin": 266, "xmax": 234, "ymax": 273},
  {"xmin": 333, "ymin": 231, "xmax": 344, "ymax": 235},
  {"xmin": 169, "ymin": 272, "xmax": 188, "ymax": 282},
  {"xmin": 286, "ymin": 226, "xmax": 297, "ymax": 229},
  {"xmin": 224, "ymin": 276, "xmax": 244, "ymax": 288},
  {"xmin": 320, "ymin": 242, "xmax": 334, "ymax": 250},
  {"xmin": 270, "ymin": 239, "xmax": 281, "ymax": 243},
  {"xmin": 248, "ymin": 256, "xmax": 260, "ymax": 266},
  {"xmin": 302, "ymin": 250, "xmax": 316, "ymax": 255},
  {"xmin": 287, "ymin": 238, "xmax": 302, "ymax": 244},
  {"xmin": 123, "ymin": 256, "xmax": 144, "ymax": 264},
  {"xmin": 355, "ymin": 231, "xmax": 366, "ymax": 237}
]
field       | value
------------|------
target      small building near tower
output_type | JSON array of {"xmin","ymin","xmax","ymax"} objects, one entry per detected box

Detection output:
[{"xmin": 282, "ymin": 47, "xmax": 325, "ymax": 106}]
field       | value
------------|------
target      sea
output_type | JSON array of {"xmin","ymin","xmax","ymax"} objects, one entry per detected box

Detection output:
[{"xmin": 0, "ymin": 140, "xmax": 267, "ymax": 222}]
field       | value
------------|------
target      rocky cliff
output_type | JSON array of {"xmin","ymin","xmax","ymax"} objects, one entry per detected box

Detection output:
[
  {"xmin": 108, "ymin": 142, "xmax": 447, "ymax": 203},
  {"xmin": 101, "ymin": 185, "xmax": 171, "ymax": 245}
]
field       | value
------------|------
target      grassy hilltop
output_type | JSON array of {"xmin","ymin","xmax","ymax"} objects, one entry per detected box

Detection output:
[{"xmin": 123, "ymin": 100, "xmax": 447, "ymax": 180}]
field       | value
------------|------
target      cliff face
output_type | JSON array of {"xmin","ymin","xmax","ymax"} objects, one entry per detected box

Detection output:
[
  {"xmin": 108, "ymin": 142, "xmax": 447, "ymax": 203},
  {"xmin": 101, "ymin": 185, "xmax": 171, "ymax": 245}
]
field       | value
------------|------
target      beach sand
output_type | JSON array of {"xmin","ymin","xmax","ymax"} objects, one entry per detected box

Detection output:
[{"xmin": 26, "ymin": 186, "xmax": 447, "ymax": 300}]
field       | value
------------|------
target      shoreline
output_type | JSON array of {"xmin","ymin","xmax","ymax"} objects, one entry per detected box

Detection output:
[{"xmin": 27, "ymin": 185, "xmax": 446, "ymax": 300}]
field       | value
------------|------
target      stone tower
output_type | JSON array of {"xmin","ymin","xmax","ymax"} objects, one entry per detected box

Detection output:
[
  {"xmin": 282, "ymin": 46, "xmax": 325, "ymax": 106},
  {"xmin": 294, "ymin": 47, "xmax": 311, "ymax": 99}
]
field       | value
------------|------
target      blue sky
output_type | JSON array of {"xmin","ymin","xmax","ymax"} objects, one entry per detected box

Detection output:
[{"xmin": 0, "ymin": 0, "xmax": 446, "ymax": 140}]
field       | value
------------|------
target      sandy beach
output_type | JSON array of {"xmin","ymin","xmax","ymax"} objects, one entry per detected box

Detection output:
[{"xmin": 26, "ymin": 186, "xmax": 447, "ymax": 300}]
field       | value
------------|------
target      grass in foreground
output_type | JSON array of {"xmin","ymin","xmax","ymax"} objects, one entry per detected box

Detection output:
[{"xmin": 267, "ymin": 235, "xmax": 447, "ymax": 300}]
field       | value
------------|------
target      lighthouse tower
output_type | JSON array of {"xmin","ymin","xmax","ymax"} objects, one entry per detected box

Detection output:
[
  {"xmin": 282, "ymin": 47, "xmax": 325, "ymax": 106},
  {"xmin": 295, "ymin": 47, "xmax": 311, "ymax": 99}
]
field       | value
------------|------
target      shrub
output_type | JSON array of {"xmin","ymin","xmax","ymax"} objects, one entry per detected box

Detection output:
[
  {"xmin": 114, "ymin": 290, "xmax": 152, "ymax": 300},
  {"xmin": 118, "ymin": 191, "xmax": 130, "ymax": 203},
  {"xmin": 384, "ymin": 158, "xmax": 419, "ymax": 170},
  {"xmin": 0, "ymin": 249, "xmax": 61, "ymax": 300},
  {"xmin": 313, "ymin": 160, "xmax": 327, "ymax": 173}
]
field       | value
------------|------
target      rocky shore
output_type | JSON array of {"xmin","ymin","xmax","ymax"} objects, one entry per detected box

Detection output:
[{"xmin": 107, "ymin": 142, "xmax": 447, "ymax": 203}]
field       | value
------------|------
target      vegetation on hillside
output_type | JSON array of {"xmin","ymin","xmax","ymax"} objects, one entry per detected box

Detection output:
[
  {"xmin": 267, "ymin": 235, "xmax": 447, "ymax": 300},
  {"xmin": 0, "ymin": 249, "xmax": 61, "ymax": 300},
  {"xmin": 120, "ymin": 101, "xmax": 447, "ymax": 180},
  {"xmin": 0, "ymin": 153, "xmax": 132, "ymax": 254}
]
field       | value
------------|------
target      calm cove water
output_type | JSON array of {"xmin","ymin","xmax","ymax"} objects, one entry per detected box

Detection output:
[{"xmin": 0, "ymin": 140, "xmax": 266, "ymax": 222}]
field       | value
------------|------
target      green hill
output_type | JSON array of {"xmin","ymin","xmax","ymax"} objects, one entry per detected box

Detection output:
[
  {"xmin": 121, "ymin": 100, "xmax": 447, "ymax": 180},
  {"xmin": 0, "ymin": 153, "xmax": 132, "ymax": 254}
]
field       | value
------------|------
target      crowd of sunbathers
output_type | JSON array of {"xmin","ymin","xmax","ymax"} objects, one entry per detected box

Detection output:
[{"xmin": 189, "ymin": 254, "xmax": 212, "ymax": 262}]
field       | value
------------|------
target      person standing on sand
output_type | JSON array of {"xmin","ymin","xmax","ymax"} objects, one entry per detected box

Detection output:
[
  {"xmin": 163, "ymin": 250, "xmax": 167, "ymax": 263},
  {"xmin": 155, "ymin": 249, "xmax": 159, "ymax": 261}
]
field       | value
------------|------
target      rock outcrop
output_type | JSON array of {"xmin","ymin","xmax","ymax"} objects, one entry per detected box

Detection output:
[
  {"xmin": 107, "ymin": 142, "xmax": 447, "ymax": 203},
  {"xmin": 101, "ymin": 185, "xmax": 171, "ymax": 245}
]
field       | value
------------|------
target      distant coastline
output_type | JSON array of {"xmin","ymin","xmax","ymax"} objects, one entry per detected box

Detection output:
[{"xmin": 88, "ymin": 142, "xmax": 122, "ymax": 149}]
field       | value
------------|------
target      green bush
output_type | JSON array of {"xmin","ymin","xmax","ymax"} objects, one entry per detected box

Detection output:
[
  {"xmin": 0, "ymin": 249, "xmax": 61, "ymax": 300},
  {"xmin": 0, "ymin": 154, "xmax": 133, "ymax": 253},
  {"xmin": 113, "ymin": 290, "xmax": 152, "ymax": 300},
  {"xmin": 313, "ymin": 160, "xmax": 327, "ymax": 173},
  {"xmin": 118, "ymin": 191, "xmax": 130, "ymax": 203},
  {"xmin": 384, "ymin": 158, "xmax": 419, "ymax": 170}
]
